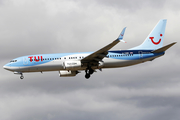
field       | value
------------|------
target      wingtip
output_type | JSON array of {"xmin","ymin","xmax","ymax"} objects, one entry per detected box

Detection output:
[
  {"xmin": 121, "ymin": 40, "xmax": 127, "ymax": 43},
  {"xmin": 117, "ymin": 27, "xmax": 127, "ymax": 40}
]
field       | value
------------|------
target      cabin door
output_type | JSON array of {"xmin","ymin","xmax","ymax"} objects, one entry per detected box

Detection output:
[
  {"xmin": 139, "ymin": 51, "xmax": 143, "ymax": 59},
  {"xmin": 23, "ymin": 57, "xmax": 28, "ymax": 65}
]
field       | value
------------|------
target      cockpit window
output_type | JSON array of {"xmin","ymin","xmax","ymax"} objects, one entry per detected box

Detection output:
[{"xmin": 10, "ymin": 60, "xmax": 17, "ymax": 62}]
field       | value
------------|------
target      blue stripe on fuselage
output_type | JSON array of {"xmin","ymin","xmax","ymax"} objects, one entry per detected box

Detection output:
[{"xmin": 108, "ymin": 50, "xmax": 164, "ymax": 60}]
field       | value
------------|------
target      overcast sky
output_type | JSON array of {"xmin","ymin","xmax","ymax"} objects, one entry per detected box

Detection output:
[{"xmin": 0, "ymin": 0, "xmax": 180, "ymax": 120}]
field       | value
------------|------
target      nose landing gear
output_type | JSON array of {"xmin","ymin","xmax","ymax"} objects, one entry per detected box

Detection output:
[
  {"xmin": 14, "ymin": 72, "xmax": 24, "ymax": 79},
  {"xmin": 20, "ymin": 74, "xmax": 24, "ymax": 79}
]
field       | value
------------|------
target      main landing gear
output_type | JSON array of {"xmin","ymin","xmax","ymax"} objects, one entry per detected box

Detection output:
[{"xmin": 85, "ymin": 67, "xmax": 94, "ymax": 79}]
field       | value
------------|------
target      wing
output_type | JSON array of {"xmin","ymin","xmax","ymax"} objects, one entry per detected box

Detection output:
[{"xmin": 81, "ymin": 27, "xmax": 126, "ymax": 65}]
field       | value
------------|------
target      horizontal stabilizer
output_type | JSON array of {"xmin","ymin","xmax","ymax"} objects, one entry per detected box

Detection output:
[{"xmin": 152, "ymin": 42, "xmax": 177, "ymax": 53}]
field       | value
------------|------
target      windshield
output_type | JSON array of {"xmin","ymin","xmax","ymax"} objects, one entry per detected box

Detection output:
[{"xmin": 10, "ymin": 60, "xmax": 17, "ymax": 62}]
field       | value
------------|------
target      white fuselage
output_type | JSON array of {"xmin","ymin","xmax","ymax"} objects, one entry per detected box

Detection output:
[{"xmin": 3, "ymin": 50, "xmax": 164, "ymax": 73}]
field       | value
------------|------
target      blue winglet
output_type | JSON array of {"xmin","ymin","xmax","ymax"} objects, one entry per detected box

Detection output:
[
  {"xmin": 117, "ymin": 27, "xmax": 126, "ymax": 40},
  {"xmin": 116, "ymin": 27, "xmax": 127, "ymax": 43}
]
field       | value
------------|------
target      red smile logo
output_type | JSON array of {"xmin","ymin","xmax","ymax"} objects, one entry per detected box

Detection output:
[{"xmin": 149, "ymin": 34, "xmax": 162, "ymax": 45}]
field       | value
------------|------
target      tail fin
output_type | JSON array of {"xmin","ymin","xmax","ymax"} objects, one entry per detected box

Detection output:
[{"xmin": 131, "ymin": 19, "xmax": 167, "ymax": 50}]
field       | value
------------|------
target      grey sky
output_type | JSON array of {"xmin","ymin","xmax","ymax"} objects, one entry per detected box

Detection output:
[{"xmin": 0, "ymin": 0, "xmax": 180, "ymax": 120}]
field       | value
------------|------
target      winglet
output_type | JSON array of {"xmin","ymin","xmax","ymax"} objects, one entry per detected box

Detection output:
[{"xmin": 117, "ymin": 27, "xmax": 127, "ymax": 43}]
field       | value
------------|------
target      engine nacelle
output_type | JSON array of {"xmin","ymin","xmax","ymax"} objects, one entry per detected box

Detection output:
[
  {"xmin": 63, "ymin": 61, "xmax": 82, "ymax": 70},
  {"xmin": 59, "ymin": 70, "xmax": 78, "ymax": 77},
  {"xmin": 98, "ymin": 61, "xmax": 104, "ymax": 68}
]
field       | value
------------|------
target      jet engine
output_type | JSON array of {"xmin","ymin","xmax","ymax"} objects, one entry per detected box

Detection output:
[
  {"xmin": 98, "ymin": 61, "xmax": 104, "ymax": 68},
  {"xmin": 59, "ymin": 70, "xmax": 79, "ymax": 77}
]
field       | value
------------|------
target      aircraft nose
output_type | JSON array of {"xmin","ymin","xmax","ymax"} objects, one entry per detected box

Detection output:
[
  {"xmin": 3, "ymin": 64, "xmax": 11, "ymax": 70},
  {"xmin": 3, "ymin": 65, "xmax": 8, "ymax": 70}
]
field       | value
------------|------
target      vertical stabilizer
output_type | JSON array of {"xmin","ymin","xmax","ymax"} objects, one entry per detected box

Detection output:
[{"xmin": 131, "ymin": 19, "xmax": 167, "ymax": 50}]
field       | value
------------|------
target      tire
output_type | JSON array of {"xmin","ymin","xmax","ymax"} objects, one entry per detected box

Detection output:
[
  {"xmin": 85, "ymin": 74, "xmax": 90, "ymax": 79},
  {"xmin": 20, "ymin": 76, "xmax": 24, "ymax": 79},
  {"xmin": 89, "ymin": 69, "xmax": 94, "ymax": 74}
]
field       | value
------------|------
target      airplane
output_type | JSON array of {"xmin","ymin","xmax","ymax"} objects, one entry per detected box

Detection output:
[{"xmin": 3, "ymin": 19, "xmax": 176, "ymax": 79}]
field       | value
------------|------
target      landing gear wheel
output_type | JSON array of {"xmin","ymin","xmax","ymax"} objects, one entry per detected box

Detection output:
[
  {"xmin": 85, "ymin": 68, "xmax": 94, "ymax": 74},
  {"xmin": 85, "ymin": 66, "xmax": 94, "ymax": 79},
  {"xmin": 85, "ymin": 74, "xmax": 90, "ymax": 79},
  {"xmin": 89, "ymin": 69, "xmax": 94, "ymax": 74},
  {"xmin": 20, "ymin": 76, "xmax": 24, "ymax": 79}
]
